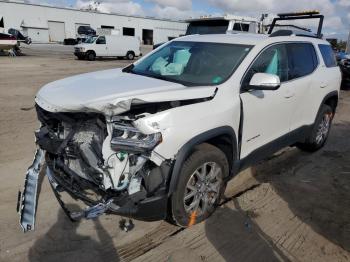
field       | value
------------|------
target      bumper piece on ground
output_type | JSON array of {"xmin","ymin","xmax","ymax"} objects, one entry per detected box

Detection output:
[{"xmin": 18, "ymin": 149, "xmax": 44, "ymax": 232}]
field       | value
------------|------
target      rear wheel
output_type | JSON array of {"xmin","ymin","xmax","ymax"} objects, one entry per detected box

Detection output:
[
  {"xmin": 126, "ymin": 51, "xmax": 135, "ymax": 60},
  {"xmin": 169, "ymin": 143, "xmax": 228, "ymax": 227},
  {"xmin": 297, "ymin": 104, "xmax": 333, "ymax": 152}
]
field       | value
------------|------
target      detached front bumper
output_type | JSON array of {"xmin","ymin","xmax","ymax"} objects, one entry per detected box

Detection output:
[{"xmin": 17, "ymin": 149, "xmax": 45, "ymax": 232}]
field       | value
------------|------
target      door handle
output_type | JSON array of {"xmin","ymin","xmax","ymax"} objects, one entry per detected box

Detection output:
[
  {"xmin": 284, "ymin": 91, "xmax": 295, "ymax": 99},
  {"xmin": 320, "ymin": 83, "xmax": 328, "ymax": 88}
]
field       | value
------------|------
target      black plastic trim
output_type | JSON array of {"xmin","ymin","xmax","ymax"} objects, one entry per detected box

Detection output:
[
  {"xmin": 112, "ymin": 194, "xmax": 168, "ymax": 221},
  {"xmin": 316, "ymin": 90, "xmax": 339, "ymax": 117},
  {"xmin": 168, "ymin": 126, "xmax": 238, "ymax": 195},
  {"xmin": 239, "ymin": 124, "xmax": 312, "ymax": 171}
]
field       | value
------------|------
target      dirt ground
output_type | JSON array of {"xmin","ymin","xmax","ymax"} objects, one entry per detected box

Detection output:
[{"xmin": 0, "ymin": 45, "xmax": 349, "ymax": 262}]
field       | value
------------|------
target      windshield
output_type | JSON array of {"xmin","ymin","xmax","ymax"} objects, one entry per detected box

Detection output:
[
  {"xmin": 130, "ymin": 41, "xmax": 253, "ymax": 86},
  {"xmin": 186, "ymin": 20, "xmax": 229, "ymax": 35},
  {"xmin": 84, "ymin": 36, "xmax": 98, "ymax": 44}
]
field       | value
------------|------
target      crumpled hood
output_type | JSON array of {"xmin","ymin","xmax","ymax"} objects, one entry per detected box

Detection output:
[{"xmin": 35, "ymin": 68, "xmax": 217, "ymax": 115}]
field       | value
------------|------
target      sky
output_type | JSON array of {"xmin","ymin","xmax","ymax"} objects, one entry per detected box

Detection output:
[{"xmin": 26, "ymin": 0, "xmax": 350, "ymax": 39}]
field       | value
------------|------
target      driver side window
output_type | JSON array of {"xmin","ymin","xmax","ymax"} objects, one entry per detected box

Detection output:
[
  {"xmin": 96, "ymin": 36, "xmax": 106, "ymax": 45},
  {"xmin": 243, "ymin": 44, "xmax": 288, "ymax": 87}
]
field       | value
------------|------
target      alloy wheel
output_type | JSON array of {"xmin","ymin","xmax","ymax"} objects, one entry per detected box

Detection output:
[
  {"xmin": 183, "ymin": 162, "xmax": 222, "ymax": 216},
  {"xmin": 316, "ymin": 113, "xmax": 332, "ymax": 145}
]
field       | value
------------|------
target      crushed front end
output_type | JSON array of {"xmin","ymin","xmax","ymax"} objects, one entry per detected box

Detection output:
[{"xmin": 18, "ymin": 105, "xmax": 172, "ymax": 232}]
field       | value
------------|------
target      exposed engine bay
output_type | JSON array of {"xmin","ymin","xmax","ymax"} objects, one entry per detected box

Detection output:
[{"xmin": 18, "ymin": 105, "xmax": 173, "ymax": 232}]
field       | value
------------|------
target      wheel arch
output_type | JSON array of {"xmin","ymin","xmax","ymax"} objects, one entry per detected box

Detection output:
[
  {"xmin": 168, "ymin": 126, "xmax": 238, "ymax": 196},
  {"xmin": 323, "ymin": 92, "xmax": 339, "ymax": 113},
  {"xmin": 314, "ymin": 91, "xmax": 339, "ymax": 123},
  {"xmin": 86, "ymin": 50, "xmax": 96, "ymax": 55}
]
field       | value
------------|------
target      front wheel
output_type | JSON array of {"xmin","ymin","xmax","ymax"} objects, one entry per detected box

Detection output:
[
  {"xmin": 169, "ymin": 143, "xmax": 228, "ymax": 227},
  {"xmin": 86, "ymin": 51, "xmax": 96, "ymax": 61},
  {"xmin": 297, "ymin": 104, "xmax": 333, "ymax": 152}
]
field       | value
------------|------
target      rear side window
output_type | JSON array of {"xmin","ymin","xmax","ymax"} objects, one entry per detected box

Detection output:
[
  {"xmin": 287, "ymin": 43, "xmax": 318, "ymax": 80},
  {"xmin": 318, "ymin": 44, "xmax": 337, "ymax": 67}
]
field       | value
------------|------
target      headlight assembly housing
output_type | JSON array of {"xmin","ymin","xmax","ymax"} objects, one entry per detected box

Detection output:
[{"xmin": 110, "ymin": 124, "xmax": 162, "ymax": 153}]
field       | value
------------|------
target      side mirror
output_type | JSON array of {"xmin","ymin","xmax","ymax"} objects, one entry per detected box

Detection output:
[{"xmin": 245, "ymin": 73, "xmax": 281, "ymax": 91}]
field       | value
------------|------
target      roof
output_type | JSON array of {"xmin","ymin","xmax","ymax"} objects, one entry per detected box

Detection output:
[{"xmin": 175, "ymin": 33, "xmax": 329, "ymax": 46}]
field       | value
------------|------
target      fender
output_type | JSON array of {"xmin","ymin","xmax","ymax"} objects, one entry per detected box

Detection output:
[
  {"xmin": 315, "ymin": 90, "xmax": 339, "ymax": 121},
  {"xmin": 168, "ymin": 126, "xmax": 238, "ymax": 196}
]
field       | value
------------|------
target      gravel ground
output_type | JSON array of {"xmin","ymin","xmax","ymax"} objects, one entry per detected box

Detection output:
[{"xmin": 0, "ymin": 44, "xmax": 349, "ymax": 262}]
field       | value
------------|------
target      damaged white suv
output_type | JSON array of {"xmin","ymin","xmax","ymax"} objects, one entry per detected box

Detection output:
[{"xmin": 18, "ymin": 32, "xmax": 341, "ymax": 232}]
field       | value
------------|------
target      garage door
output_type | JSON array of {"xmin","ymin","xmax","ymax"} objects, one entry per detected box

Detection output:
[{"xmin": 48, "ymin": 21, "xmax": 65, "ymax": 42}]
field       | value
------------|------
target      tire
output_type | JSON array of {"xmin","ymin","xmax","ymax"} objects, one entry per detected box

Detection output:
[
  {"xmin": 86, "ymin": 51, "xmax": 96, "ymax": 61},
  {"xmin": 169, "ymin": 143, "xmax": 229, "ymax": 227},
  {"xmin": 297, "ymin": 104, "xmax": 334, "ymax": 152},
  {"xmin": 126, "ymin": 51, "xmax": 135, "ymax": 60}
]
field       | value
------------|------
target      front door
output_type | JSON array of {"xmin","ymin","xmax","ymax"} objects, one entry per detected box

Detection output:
[
  {"xmin": 240, "ymin": 43, "xmax": 293, "ymax": 158},
  {"xmin": 94, "ymin": 36, "xmax": 108, "ymax": 56}
]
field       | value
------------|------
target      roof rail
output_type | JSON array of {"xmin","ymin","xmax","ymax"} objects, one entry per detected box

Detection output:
[{"xmin": 268, "ymin": 11, "xmax": 324, "ymax": 38}]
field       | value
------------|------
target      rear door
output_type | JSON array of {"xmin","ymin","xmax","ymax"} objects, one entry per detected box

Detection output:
[
  {"xmin": 240, "ymin": 43, "xmax": 294, "ymax": 158},
  {"xmin": 285, "ymin": 42, "xmax": 319, "ymax": 131}
]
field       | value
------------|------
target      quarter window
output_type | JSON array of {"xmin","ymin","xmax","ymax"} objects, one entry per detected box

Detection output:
[
  {"xmin": 318, "ymin": 44, "xmax": 337, "ymax": 68},
  {"xmin": 287, "ymin": 43, "xmax": 317, "ymax": 80},
  {"xmin": 243, "ymin": 44, "xmax": 289, "ymax": 86}
]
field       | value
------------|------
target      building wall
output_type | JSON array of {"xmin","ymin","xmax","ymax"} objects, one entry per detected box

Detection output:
[{"xmin": 0, "ymin": 1, "xmax": 187, "ymax": 44}]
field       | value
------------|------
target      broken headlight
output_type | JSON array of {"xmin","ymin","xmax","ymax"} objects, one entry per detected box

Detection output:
[{"xmin": 111, "ymin": 124, "xmax": 162, "ymax": 153}]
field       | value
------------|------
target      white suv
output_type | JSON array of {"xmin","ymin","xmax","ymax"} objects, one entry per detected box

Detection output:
[{"xmin": 19, "ymin": 33, "xmax": 341, "ymax": 231}]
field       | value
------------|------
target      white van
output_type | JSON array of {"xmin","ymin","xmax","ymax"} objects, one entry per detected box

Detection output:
[{"xmin": 74, "ymin": 35, "xmax": 141, "ymax": 61}]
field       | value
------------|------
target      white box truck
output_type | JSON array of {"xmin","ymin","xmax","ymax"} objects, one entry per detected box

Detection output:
[{"xmin": 74, "ymin": 35, "xmax": 141, "ymax": 61}]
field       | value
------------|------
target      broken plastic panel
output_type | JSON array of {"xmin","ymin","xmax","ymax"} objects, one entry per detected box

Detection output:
[{"xmin": 18, "ymin": 149, "xmax": 44, "ymax": 232}]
